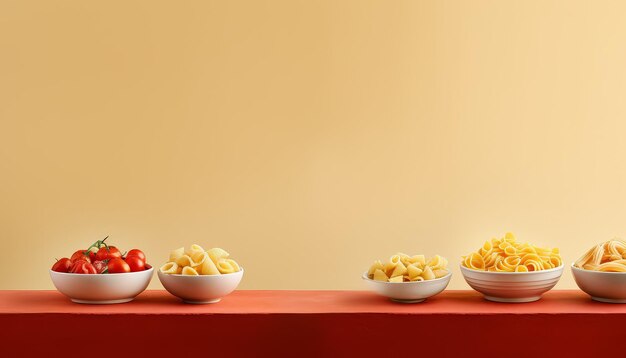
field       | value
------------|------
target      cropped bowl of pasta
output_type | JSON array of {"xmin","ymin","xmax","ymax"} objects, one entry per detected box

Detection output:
[
  {"xmin": 158, "ymin": 245, "xmax": 243, "ymax": 304},
  {"xmin": 362, "ymin": 253, "xmax": 451, "ymax": 303},
  {"xmin": 460, "ymin": 233, "xmax": 563, "ymax": 303},
  {"xmin": 572, "ymin": 239, "xmax": 626, "ymax": 303}
]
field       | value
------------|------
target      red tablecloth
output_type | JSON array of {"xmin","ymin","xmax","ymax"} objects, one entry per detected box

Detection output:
[{"xmin": 1, "ymin": 290, "xmax": 623, "ymax": 356}]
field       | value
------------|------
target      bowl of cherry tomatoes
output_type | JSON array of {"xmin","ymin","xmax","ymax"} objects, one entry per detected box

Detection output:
[{"xmin": 49, "ymin": 236, "xmax": 153, "ymax": 304}]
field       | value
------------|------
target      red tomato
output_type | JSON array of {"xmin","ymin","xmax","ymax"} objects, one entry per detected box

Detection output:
[
  {"xmin": 92, "ymin": 260, "xmax": 108, "ymax": 274},
  {"xmin": 95, "ymin": 246, "xmax": 122, "ymax": 261},
  {"xmin": 87, "ymin": 247, "xmax": 98, "ymax": 261},
  {"xmin": 70, "ymin": 260, "xmax": 97, "ymax": 274},
  {"xmin": 107, "ymin": 258, "xmax": 130, "ymax": 273},
  {"xmin": 126, "ymin": 249, "xmax": 146, "ymax": 263},
  {"xmin": 51, "ymin": 258, "xmax": 72, "ymax": 272},
  {"xmin": 70, "ymin": 250, "xmax": 92, "ymax": 263},
  {"xmin": 125, "ymin": 256, "xmax": 145, "ymax": 272}
]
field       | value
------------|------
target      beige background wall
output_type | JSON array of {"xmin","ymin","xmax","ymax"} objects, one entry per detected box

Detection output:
[{"xmin": 2, "ymin": 1, "xmax": 626, "ymax": 290}]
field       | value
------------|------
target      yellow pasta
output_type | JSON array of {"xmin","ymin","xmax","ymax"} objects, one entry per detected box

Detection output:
[
  {"xmin": 407, "ymin": 265, "xmax": 423, "ymax": 280},
  {"xmin": 367, "ymin": 253, "xmax": 449, "ymax": 282},
  {"xmin": 188, "ymin": 244, "xmax": 205, "ymax": 254},
  {"xmin": 368, "ymin": 260, "xmax": 384, "ymax": 276},
  {"xmin": 190, "ymin": 251, "xmax": 208, "ymax": 267},
  {"xmin": 160, "ymin": 244, "xmax": 241, "ymax": 275},
  {"xmin": 373, "ymin": 269, "xmax": 388, "ymax": 281},
  {"xmin": 575, "ymin": 239, "xmax": 626, "ymax": 272},
  {"xmin": 182, "ymin": 266, "xmax": 199, "ymax": 275},
  {"xmin": 421, "ymin": 266, "xmax": 435, "ymax": 280},
  {"xmin": 169, "ymin": 247, "xmax": 185, "ymax": 262},
  {"xmin": 207, "ymin": 248, "xmax": 230, "ymax": 264},
  {"xmin": 225, "ymin": 259, "xmax": 241, "ymax": 272},
  {"xmin": 200, "ymin": 256, "xmax": 221, "ymax": 275},
  {"xmin": 391, "ymin": 261, "xmax": 407, "ymax": 277},
  {"xmin": 159, "ymin": 262, "xmax": 179, "ymax": 274},
  {"xmin": 216, "ymin": 259, "xmax": 238, "ymax": 274},
  {"xmin": 462, "ymin": 232, "xmax": 562, "ymax": 272}
]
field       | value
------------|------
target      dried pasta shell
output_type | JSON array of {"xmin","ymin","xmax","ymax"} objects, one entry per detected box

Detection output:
[
  {"xmin": 390, "ymin": 261, "xmax": 407, "ymax": 277},
  {"xmin": 409, "ymin": 255, "xmax": 426, "ymax": 266},
  {"xmin": 160, "ymin": 262, "xmax": 179, "ymax": 274},
  {"xmin": 407, "ymin": 264, "xmax": 423, "ymax": 281},
  {"xmin": 207, "ymin": 248, "xmax": 230, "ymax": 264},
  {"xmin": 189, "ymin": 244, "xmax": 205, "ymax": 253},
  {"xmin": 421, "ymin": 266, "xmax": 435, "ymax": 280},
  {"xmin": 190, "ymin": 251, "xmax": 208, "ymax": 267},
  {"xmin": 433, "ymin": 269, "xmax": 448, "ymax": 278},
  {"xmin": 200, "ymin": 255, "xmax": 221, "ymax": 275},
  {"xmin": 176, "ymin": 254, "xmax": 194, "ymax": 267},
  {"xmin": 182, "ymin": 266, "xmax": 199, "ymax": 275},
  {"xmin": 367, "ymin": 260, "xmax": 384, "ymax": 276},
  {"xmin": 216, "ymin": 259, "xmax": 237, "ymax": 274},
  {"xmin": 169, "ymin": 247, "xmax": 185, "ymax": 262},
  {"xmin": 383, "ymin": 261, "xmax": 397, "ymax": 277},
  {"xmin": 373, "ymin": 269, "xmax": 388, "ymax": 281},
  {"xmin": 226, "ymin": 259, "xmax": 240, "ymax": 272}
]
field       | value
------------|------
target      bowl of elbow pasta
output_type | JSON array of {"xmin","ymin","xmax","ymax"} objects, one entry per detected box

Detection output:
[
  {"xmin": 158, "ymin": 244, "xmax": 243, "ymax": 304},
  {"xmin": 572, "ymin": 239, "xmax": 626, "ymax": 303},
  {"xmin": 362, "ymin": 253, "xmax": 451, "ymax": 303},
  {"xmin": 461, "ymin": 233, "xmax": 563, "ymax": 303}
]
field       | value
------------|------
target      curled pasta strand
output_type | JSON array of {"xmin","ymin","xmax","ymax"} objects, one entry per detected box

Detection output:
[
  {"xmin": 463, "ymin": 233, "xmax": 560, "ymax": 272},
  {"xmin": 576, "ymin": 240, "xmax": 626, "ymax": 272}
]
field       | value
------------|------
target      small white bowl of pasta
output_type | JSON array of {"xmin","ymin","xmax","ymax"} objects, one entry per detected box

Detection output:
[
  {"xmin": 49, "ymin": 267, "xmax": 154, "ymax": 304},
  {"xmin": 460, "ymin": 265, "xmax": 563, "ymax": 303},
  {"xmin": 158, "ymin": 245, "xmax": 244, "ymax": 304},
  {"xmin": 571, "ymin": 239, "xmax": 626, "ymax": 303},
  {"xmin": 461, "ymin": 233, "xmax": 564, "ymax": 303},
  {"xmin": 362, "ymin": 253, "xmax": 452, "ymax": 303},
  {"xmin": 158, "ymin": 269, "xmax": 244, "ymax": 304},
  {"xmin": 362, "ymin": 272, "xmax": 451, "ymax": 303}
]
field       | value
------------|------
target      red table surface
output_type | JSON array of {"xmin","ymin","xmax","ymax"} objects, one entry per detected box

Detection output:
[{"xmin": 1, "ymin": 290, "xmax": 624, "ymax": 357}]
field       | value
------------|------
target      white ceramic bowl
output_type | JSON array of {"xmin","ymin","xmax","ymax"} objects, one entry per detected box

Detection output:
[
  {"xmin": 460, "ymin": 265, "xmax": 563, "ymax": 302},
  {"xmin": 362, "ymin": 272, "xmax": 451, "ymax": 303},
  {"xmin": 158, "ymin": 269, "xmax": 244, "ymax": 304},
  {"xmin": 571, "ymin": 263, "xmax": 626, "ymax": 303},
  {"xmin": 49, "ymin": 267, "xmax": 154, "ymax": 304}
]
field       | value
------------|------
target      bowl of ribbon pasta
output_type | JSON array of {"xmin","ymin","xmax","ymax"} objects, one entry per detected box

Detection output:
[
  {"xmin": 572, "ymin": 239, "xmax": 626, "ymax": 303},
  {"xmin": 461, "ymin": 233, "xmax": 563, "ymax": 303},
  {"xmin": 158, "ymin": 244, "xmax": 243, "ymax": 304},
  {"xmin": 362, "ymin": 253, "xmax": 451, "ymax": 303}
]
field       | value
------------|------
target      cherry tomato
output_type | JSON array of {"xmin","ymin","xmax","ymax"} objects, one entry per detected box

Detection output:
[
  {"xmin": 87, "ymin": 247, "xmax": 98, "ymax": 261},
  {"xmin": 95, "ymin": 246, "xmax": 122, "ymax": 261},
  {"xmin": 107, "ymin": 258, "xmax": 130, "ymax": 273},
  {"xmin": 125, "ymin": 256, "xmax": 145, "ymax": 272},
  {"xmin": 70, "ymin": 260, "xmax": 97, "ymax": 274},
  {"xmin": 51, "ymin": 258, "xmax": 72, "ymax": 272},
  {"xmin": 70, "ymin": 250, "xmax": 92, "ymax": 263},
  {"xmin": 126, "ymin": 249, "xmax": 146, "ymax": 264},
  {"xmin": 92, "ymin": 260, "xmax": 108, "ymax": 274}
]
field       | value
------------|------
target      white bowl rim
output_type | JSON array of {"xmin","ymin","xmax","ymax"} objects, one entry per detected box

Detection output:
[
  {"xmin": 570, "ymin": 262, "xmax": 626, "ymax": 274},
  {"xmin": 361, "ymin": 271, "xmax": 451, "ymax": 284},
  {"xmin": 158, "ymin": 267, "xmax": 244, "ymax": 277},
  {"xmin": 50, "ymin": 266, "xmax": 154, "ymax": 276},
  {"xmin": 459, "ymin": 263, "xmax": 564, "ymax": 274}
]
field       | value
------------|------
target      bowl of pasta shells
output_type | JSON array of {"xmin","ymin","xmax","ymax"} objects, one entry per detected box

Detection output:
[
  {"xmin": 362, "ymin": 253, "xmax": 451, "ymax": 303},
  {"xmin": 158, "ymin": 244, "xmax": 243, "ymax": 304},
  {"xmin": 572, "ymin": 239, "xmax": 626, "ymax": 303},
  {"xmin": 461, "ymin": 233, "xmax": 563, "ymax": 303}
]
